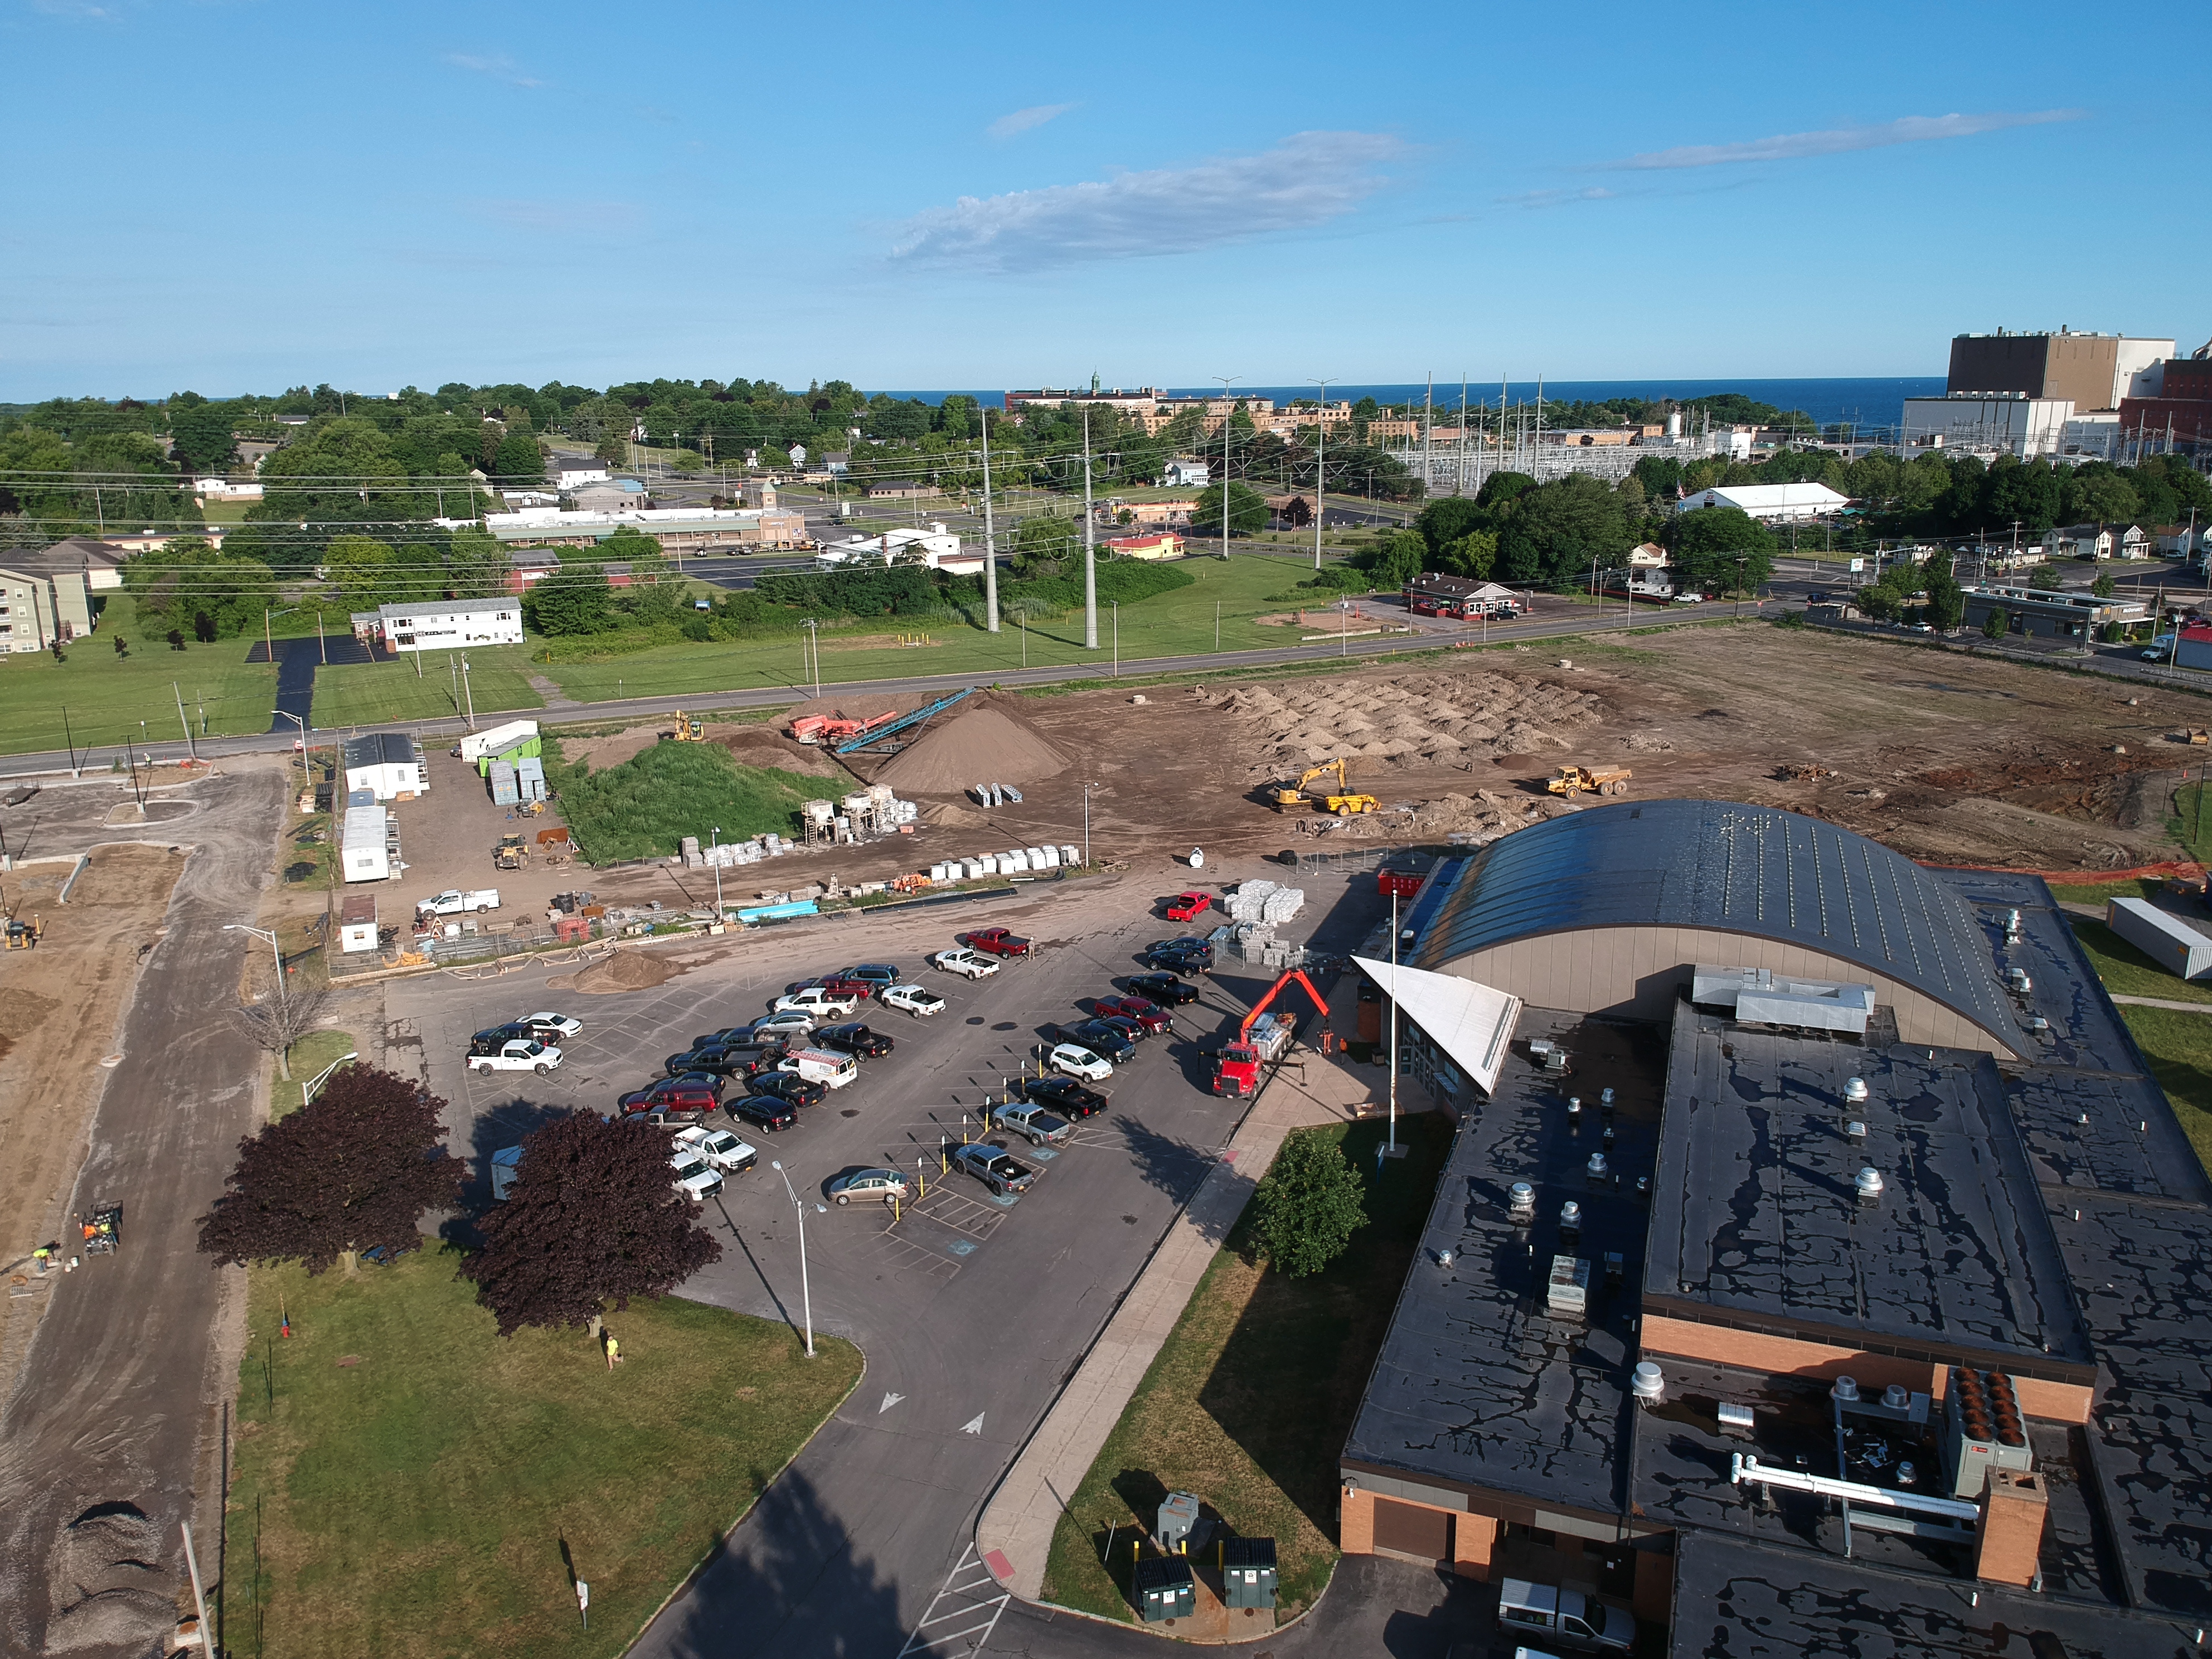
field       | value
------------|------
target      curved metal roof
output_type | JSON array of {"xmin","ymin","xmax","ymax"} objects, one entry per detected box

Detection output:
[{"xmin": 1415, "ymin": 799, "xmax": 2020, "ymax": 1046}]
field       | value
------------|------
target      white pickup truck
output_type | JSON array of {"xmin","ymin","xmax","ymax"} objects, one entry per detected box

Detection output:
[
  {"xmin": 419, "ymin": 888, "xmax": 501, "ymax": 916},
  {"xmin": 471, "ymin": 1038, "xmax": 562, "ymax": 1075}
]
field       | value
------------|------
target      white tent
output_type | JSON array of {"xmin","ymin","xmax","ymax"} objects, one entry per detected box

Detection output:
[{"xmin": 1354, "ymin": 956, "xmax": 1522, "ymax": 1096}]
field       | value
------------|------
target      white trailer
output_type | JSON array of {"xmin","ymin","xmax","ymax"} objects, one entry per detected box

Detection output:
[
  {"xmin": 341, "ymin": 806, "xmax": 390, "ymax": 882},
  {"xmin": 458, "ymin": 719, "xmax": 540, "ymax": 764},
  {"xmin": 2107, "ymin": 896, "xmax": 2212, "ymax": 981}
]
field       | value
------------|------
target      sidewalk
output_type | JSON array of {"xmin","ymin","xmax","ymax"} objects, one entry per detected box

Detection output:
[{"xmin": 975, "ymin": 1037, "xmax": 1389, "ymax": 1601}]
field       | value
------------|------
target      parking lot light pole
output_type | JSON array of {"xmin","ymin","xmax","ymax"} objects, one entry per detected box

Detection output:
[
  {"xmin": 770, "ymin": 1161, "xmax": 816, "ymax": 1357},
  {"xmin": 711, "ymin": 826, "xmax": 723, "ymax": 917}
]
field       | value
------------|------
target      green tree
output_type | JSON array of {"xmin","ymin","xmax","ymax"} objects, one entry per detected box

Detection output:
[
  {"xmin": 493, "ymin": 429, "xmax": 544, "ymax": 483},
  {"xmin": 1248, "ymin": 1129, "xmax": 1366, "ymax": 1278},
  {"xmin": 1476, "ymin": 470, "xmax": 1536, "ymax": 511},
  {"xmin": 323, "ymin": 533, "xmax": 397, "ymax": 610},
  {"xmin": 1367, "ymin": 530, "xmax": 1427, "ymax": 587},
  {"xmin": 2060, "ymin": 467, "xmax": 2141, "ymax": 528},
  {"xmin": 1924, "ymin": 557, "xmax": 1966, "ymax": 631},
  {"xmin": 446, "ymin": 528, "xmax": 513, "ymax": 599},
  {"xmin": 123, "ymin": 537, "xmax": 275, "ymax": 638},
  {"xmin": 1414, "ymin": 494, "xmax": 1485, "ymax": 555},
  {"xmin": 522, "ymin": 562, "xmax": 613, "ymax": 635},
  {"xmin": 1496, "ymin": 474, "xmax": 1629, "ymax": 589},
  {"xmin": 1012, "ymin": 513, "xmax": 1079, "ymax": 575},
  {"xmin": 169, "ymin": 402, "xmax": 237, "ymax": 474},
  {"xmin": 1981, "ymin": 458, "xmax": 2062, "ymax": 534},
  {"xmin": 2090, "ymin": 571, "xmax": 2117, "ymax": 599},
  {"xmin": 1194, "ymin": 481, "xmax": 1267, "ymax": 541},
  {"xmin": 1441, "ymin": 529, "xmax": 1498, "ymax": 580},
  {"xmin": 1857, "ymin": 584, "xmax": 1899, "ymax": 623},
  {"xmin": 1982, "ymin": 605, "xmax": 2007, "ymax": 640},
  {"xmin": 1667, "ymin": 506, "xmax": 1777, "ymax": 595}
]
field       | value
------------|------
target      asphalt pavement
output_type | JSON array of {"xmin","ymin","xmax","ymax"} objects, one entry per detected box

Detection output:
[{"xmin": 0, "ymin": 764, "xmax": 288, "ymax": 1657}]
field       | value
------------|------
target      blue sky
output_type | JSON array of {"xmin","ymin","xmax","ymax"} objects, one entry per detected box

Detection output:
[{"xmin": 3, "ymin": 0, "xmax": 2205, "ymax": 399}]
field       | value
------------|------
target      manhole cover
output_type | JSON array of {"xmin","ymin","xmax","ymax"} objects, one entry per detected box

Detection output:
[{"xmin": 992, "ymin": 1021, "xmax": 1018, "ymax": 1031}]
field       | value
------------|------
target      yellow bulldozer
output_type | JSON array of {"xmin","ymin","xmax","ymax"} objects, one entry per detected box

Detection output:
[
  {"xmin": 4, "ymin": 913, "xmax": 43, "ymax": 949},
  {"xmin": 1272, "ymin": 758, "xmax": 1380, "ymax": 817},
  {"xmin": 1548, "ymin": 764, "xmax": 1633, "ymax": 798}
]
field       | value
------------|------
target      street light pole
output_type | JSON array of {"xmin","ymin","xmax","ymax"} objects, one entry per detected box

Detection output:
[
  {"xmin": 770, "ymin": 1161, "xmax": 815, "ymax": 1357},
  {"xmin": 1388, "ymin": 890, "xmax": 1399, "ymax": 1155},
  {"xmin": 1307, "ymin": 378, "xmax": 1334, "ymax": 571},
  {"xmin": 225, "ymin": 922, "xmax": 290, "ymax": 1078},
  {"xmin": 711, "ymin": 825, "xmax": 723, "ymax": 917}
]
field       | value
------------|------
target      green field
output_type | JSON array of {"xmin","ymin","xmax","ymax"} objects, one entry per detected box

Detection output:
[
  {"xmin": 539, "ymin": 554, "xmax": 1365, "ymax": 705},
  {"xmin": 0, "ymin": 594, "xmax": 282, "ymax": 754},
  {"xmin": 309, "ymin": 644, "xmax": 545, "ymax": 730},
  {"xmin": 225, "ymin": 1245, "xmax": 862, "ymax": 1659},
  {"xmin": 1039, "ymin": 1114, "xmax": 1452, "ymax": 1625},
  {"xmin": 2116, "ymin": 1006, "xmax": 2212, "ymax": 1176},
  {"xmin": 272, "ymin": 1030, "xmax": 360, "ymax": 1115}
]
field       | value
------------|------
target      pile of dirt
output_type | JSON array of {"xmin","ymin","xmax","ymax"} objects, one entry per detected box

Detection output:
[
  {"xmin": 554, "ymin": 947, "xmax": 680, "ymax": 995},
  {"xmin": 712, "ymin": 724, "xmax": 846, "ymax": 779},
  {"xmin": 1214, "ymin": 670, "xmax": 1606, "ymax": 782},
  {"xmin": 872, "ymin": 700, "xmax": 1070, "ymax": 795}
]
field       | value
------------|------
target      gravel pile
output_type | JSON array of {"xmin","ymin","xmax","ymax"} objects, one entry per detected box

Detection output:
[
  {"xmin": 1215, "ymin": 670, "xmax": 1605, "ymax": 781},
  {"xmin": 873, "ymin": 701, "xmax": 1070, "ymax": 795}
]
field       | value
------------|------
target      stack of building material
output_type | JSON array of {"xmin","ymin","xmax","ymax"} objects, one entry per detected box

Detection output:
[
  {"xmin": 1226, "ymin": 880, "xmax": 1279, "ymax": 923},
  {"xmin": 1262, "ymin": 886, "xmax": 1305, "ymax": 924}
]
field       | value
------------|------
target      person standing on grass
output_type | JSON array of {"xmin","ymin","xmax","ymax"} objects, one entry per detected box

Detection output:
[{"xmin": 604, "ymin": 1332, "xmax": 621, "ymax": 1370}]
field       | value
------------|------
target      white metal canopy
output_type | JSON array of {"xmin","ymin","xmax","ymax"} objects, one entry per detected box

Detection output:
[{"xmin": 1354, "ymin": 956, "xmax": 1524, "ymax": 1096}]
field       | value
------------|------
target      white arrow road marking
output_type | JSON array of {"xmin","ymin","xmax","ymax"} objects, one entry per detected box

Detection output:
[
  {"xmin": 961, "ymin": 1412, "xmax": 986, "ymax": 1434},
  {"xmin": 880, "ymin": 1392, "xmax": 905, "ymax": 1414}
]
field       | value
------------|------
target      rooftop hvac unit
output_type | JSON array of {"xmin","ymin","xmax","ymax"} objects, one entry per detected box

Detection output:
[{"xmin": 1943, "ymin": 1367, "xmax": 2033, "ymax": 1497}]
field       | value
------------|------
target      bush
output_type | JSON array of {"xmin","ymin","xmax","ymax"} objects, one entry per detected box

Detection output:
[{"xmin": 1247, "ymin": 1129, "xmax": 1366, "ymax": 1278}]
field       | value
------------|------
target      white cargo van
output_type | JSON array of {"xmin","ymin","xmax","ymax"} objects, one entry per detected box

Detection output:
[{"xmin": 780, "ymin": 1047, "xmax": 858, "ymax": 1089}]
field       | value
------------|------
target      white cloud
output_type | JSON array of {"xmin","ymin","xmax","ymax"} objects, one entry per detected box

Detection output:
[
  {"xmin": 443, "ymin": 52, "xmax": 544, "ymax": 89},
  {"xmin": 1500, "ymin": 186, "xmax": 1618, "ymax": 209},
  {"xmin": 891, "ymin": 130, "xmax": 1401, "ymax": 272},
  {"xmin": 1599, "ymin": 110, "xmax": 2081, "ymax": 170},
  {"xmin": 988, "ymin": 103, "xmax": 1076, "ymax": 140}
]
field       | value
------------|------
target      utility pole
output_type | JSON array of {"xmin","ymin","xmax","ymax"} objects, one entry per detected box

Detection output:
[
  {"xmin": 1081, "ymin": 408, "xmax": 1098, "ymax": 651},
  {"xmin": 769, "ymin": 1161, "xmax": 816, "ymax": 1357},
  {"xmin": 1388, "ymin": 889, "xmax": 1399, "ymax": 1155},
  {"xmin": 1214, "ymin": 376, "xmax": 1240, "ymax": 557},
  {"xmin": 173, "ymin": 682, "xmax": 196, "ymax": 759},
  {"xmin": 1422, "ymin": 374, "xmax": 1433, "ymax": 495},
  {"xmin": 979, "ymin": 406, "xmax": 1001, "ymax": 633},
  {"xmin": 1308, "ymin": 377, "xmax": 1333, "ymax": 570}
]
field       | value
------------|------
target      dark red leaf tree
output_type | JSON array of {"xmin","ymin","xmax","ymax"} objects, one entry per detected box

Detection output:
[
  {"xmin": 197, "ymin": 1065, "xmax": 463, "ymax": 1274},
  {"xmin": 460, "ymin": 1113, "xmax": 722, "ymax": 1336}
]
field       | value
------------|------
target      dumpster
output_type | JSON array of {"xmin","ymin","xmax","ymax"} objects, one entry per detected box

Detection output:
[
  {"xmin": 1157, "ymin": 1491, "xmax": 1204, "ymax": 1554},
  {"xmin": 1133, "ymin": 1556, "xmax": 1195, "ymax": 1624},
  {"xmin": 1221, "ymin": 1537, "xmax": 1278, "ymax": 1610}
]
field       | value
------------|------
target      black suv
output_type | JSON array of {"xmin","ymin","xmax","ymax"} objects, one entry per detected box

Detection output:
[
  {"xmin": 1020, "ymin": 1075, "xmax": 1108, "ymax": 1119},
  {"xmin": 1058, "ymin": 1019, "xmax": 1137, "ymax": 1064},
  {"xmin": 468, "ymin": 1022, "xmax": 533, "ymax": 1056},
  {"xmin": 1126, "ymin": 972, "xmax": 1201, "ymax": 1006},
  {"xmin": 666, "ymin": 1042, "xmax": 781, "ymax": 1078},
  {"xmin": 1141, "ymin": 944, "xmax": 1211, "ymax": 974},
  {"xmin": 814, "ymin": 1021, "xmax": 894, "ymax": 1060}
]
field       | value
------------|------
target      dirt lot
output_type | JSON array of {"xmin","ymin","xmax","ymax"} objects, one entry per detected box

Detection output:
[{"xmin": 0, "ymin": 845, "xmax": 186, "ymax": 1380}]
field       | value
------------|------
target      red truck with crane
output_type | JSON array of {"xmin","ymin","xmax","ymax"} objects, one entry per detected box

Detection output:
[{"xmin": 1212, "ymin": 968, "xmax": 1332, "ymax": 1098}]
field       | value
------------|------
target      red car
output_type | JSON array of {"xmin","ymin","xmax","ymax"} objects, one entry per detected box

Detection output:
[
  {"xmin": 1165, "ymin": 891, "xmax": 1211, "ymax": 923},
  {"xmin": 1094, "ymin": 995, "xmax": 1171, "ymax": 1035},
  {"xmin": 618, "ymin": 1074, "xmax": 724, "ymax": 1121},
  {"xmin": 784, "ymin": 971, "xmax": 876, "ymax": 1000},
  {"xmin": 959, "ymin": 928, "xmax": 1032, "ymax": 958}
]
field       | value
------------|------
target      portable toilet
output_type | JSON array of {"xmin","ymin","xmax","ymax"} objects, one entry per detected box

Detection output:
[
  {"xmin": 1221, "ymin": 1537, "xmax": 1278, "ymax": 1610},
  {"xmin": 1133, "ymin": 1556, "xmax": 1195, "ymax": 1624},
  {"xmin": 1061, "ymin": 843, "xmax": 1082, "ymax": 867},
  {"xmin": 1157, "ymin": 1491, "xmax": 1204, "ymax": 1554}
]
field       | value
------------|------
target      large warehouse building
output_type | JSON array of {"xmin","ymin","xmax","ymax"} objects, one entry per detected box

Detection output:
[{"xmin": 1340, "ymin": 799, "xmax": 2212, "ymax": 1656}]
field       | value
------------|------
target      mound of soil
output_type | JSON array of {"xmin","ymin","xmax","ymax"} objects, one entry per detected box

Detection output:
[
  {"xmin": 554, "ymin": 947, "xmax": 680, "ymax": 995},
  {"xmin": 713, "ymin": 724, "xmax": 846, "ymax": 779},
  {"xmin": 872, "ymin": 701, "xmax": 1070, "ymax": 795}
]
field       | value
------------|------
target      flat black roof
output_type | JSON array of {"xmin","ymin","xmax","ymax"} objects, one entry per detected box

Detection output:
[
  {"xmin": 1645, "ymin": 1002, "xmax": 2094, "ymax": 1377},
  {"xmin": 1671, "ymin": 1529, "xmax": 2179, "ymax": 1658},
  {"xmin": 1340, "ymin": 1012, "xmax": 1662, "ymax": 1524},
  {"xmin": 341, "ymin": 733, "xmax": 419, "ymax": 769}
]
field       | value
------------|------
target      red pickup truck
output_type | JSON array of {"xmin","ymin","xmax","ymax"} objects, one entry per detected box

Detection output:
[
  {"xmin": 1094, "ymin": 995, "xmax": 1171, "ymax": 1035},
  {"xmin": 1165, "ymin": 891, "xmax": 1211, "ymax": 922},
  {"xmin": 959, "ymin": 928, "xmax": 1033, "ymax": 958}
]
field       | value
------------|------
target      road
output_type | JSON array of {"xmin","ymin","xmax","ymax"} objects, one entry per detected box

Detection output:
[
  {"xmin": 376, "ymin": 856, "xmax": 1397, "ymax": 1658},
  {"xmin": 0, "ymin": 764, "xmax": 287, "ymax": 1657}
]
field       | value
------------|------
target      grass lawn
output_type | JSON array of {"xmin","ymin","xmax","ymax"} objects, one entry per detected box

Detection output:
[
  {"xmin": 0, "ymin": 594, "xmax": 281, "ymax": 755},
  {"xmin": 2048, "ymin": 877, "xmax": 2164, "ymax": 908},
  {"xmin": 2067, "ymin": 916, "xmax": 2212, "ymax": 1005},
  {"xmin": 535, "ymin": 554, "xmax": 1375, "ymax": 705},
  {"xmin": 225, "ymin": 1245, "xmax": 862, "ymax": 1659},
  {"xmin": 309, "ymin": 645, "xmax": 544, "ymax": 730},
  {"xmin": 273, "ymin": 1030, "xmax": 360, "ymax": 1117},
  {"xmin": 549, "ymin": 739, "xmax": 822, "ymax": 861},
  {"xmin": 1039, "ymin": 1113, "xmax": 1453, "ymax": 1624},
  {"xmin": 2114, "ymin": 1006, "xmax": 2212, "ymax": 1176}
]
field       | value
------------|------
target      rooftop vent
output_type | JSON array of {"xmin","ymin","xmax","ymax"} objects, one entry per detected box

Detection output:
[
  {"xmin": 1845, "ymin": 1119, "xmax": 1868, "ymax": 1139},
  {"xmin": 1560, "ymin": 1200, "xmax": 1583, "ymax": 1231},
  {"xmin": 1587, "ymin": 1153, "xmax": 1609, "ymax": 1179},
  {"xmin": 1856, "ymin": 1166, "xmax": 1886, "ymax": 1201},
  {"xmin": 1832, "ymin": 1375, "xmax": 1861, "ymax": 1403},
  {"xmin": 1717, "ymin": 1401, "xmax": 1755, "ymax": 1433},
  {"xmin": 1508, "ymin": 1182, "xmax": 1535, "ymax": 1220},
  {"xmin": 1631, "ymin": 1361, "xmax": 1666, "ymax": 1405},
  {"xmin": 1844, "ymin": 1076, "xmax": 1870, "ymax": 1104}
]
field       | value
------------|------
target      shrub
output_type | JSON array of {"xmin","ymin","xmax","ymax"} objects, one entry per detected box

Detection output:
[{"xmin": 549, "ymin": 741, "xmax": 821, "ymax": 861}]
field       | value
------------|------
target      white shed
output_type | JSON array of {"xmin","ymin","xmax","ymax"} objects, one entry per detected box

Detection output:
[
  {"xmin": 341, "ymin": 806, "xmax": 391, "ymax": 883},
  {"xmin": 342, "ymin": 732, "xmax": 428, "ymax": 801},
  {"xmin": 2106, "ymin": 897, "xmax": 2212, "ymax": 981},
  {"xmin": 338, "ymin": 893, "xmax": 379, "ymax": 953}
]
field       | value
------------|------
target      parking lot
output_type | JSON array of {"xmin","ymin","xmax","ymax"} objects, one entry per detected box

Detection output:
[{"xmin": 377, "ymin": 864, "xmax": 1386, "ymax": 1656}]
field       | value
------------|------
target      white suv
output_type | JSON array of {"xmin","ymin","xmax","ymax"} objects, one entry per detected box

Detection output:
[{"xmin": 1048, "ymin": 1043, "xmax": 1113, "ymax": 1081}]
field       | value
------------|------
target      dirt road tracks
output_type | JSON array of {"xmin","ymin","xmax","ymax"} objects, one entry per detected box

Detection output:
[{"xmin": 0, "ymin": 767, "xmax": 286, "ymax": 1658}]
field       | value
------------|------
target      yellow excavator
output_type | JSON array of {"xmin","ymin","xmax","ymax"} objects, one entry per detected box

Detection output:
[
  {"xmin": 1272, "ymin": 758, "xmax": 1380, "ymax": 817},
  {"xmin": 660, "ymin": 710, "xmax": 705, "ymax": 743}
]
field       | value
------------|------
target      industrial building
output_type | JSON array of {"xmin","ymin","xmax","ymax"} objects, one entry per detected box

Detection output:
[
  {"xmin": 366, "ymin": 597, "xmax": 523, "ymax": 653},
  {"xmin": 1946, "ymin": 329, "xmax": 2172, "ymax": 410},
  {"xmin": 1338, "ymin": 800, "xmax": 2212, "ymax": 1654},
  {"xmin": 1672, "ymin": 482, "xmax": 1848, "ymax": 522},
  {"xmin": 482, "ymin": 503, "xmax": 806, "ymax": 555},
  {"xmin": 1959, "ymin": 584, "xmax": 2148, "ymax": 643}
]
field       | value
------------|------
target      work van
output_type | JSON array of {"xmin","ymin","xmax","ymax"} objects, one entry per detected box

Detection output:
[
  {"xmin": 1496, "ymin": 1579, "xmax": 1634, "ymax": 1652},
  {"xmin": 781, "ymin": 1047, "xmax": 858, "ymax": 1090}
]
